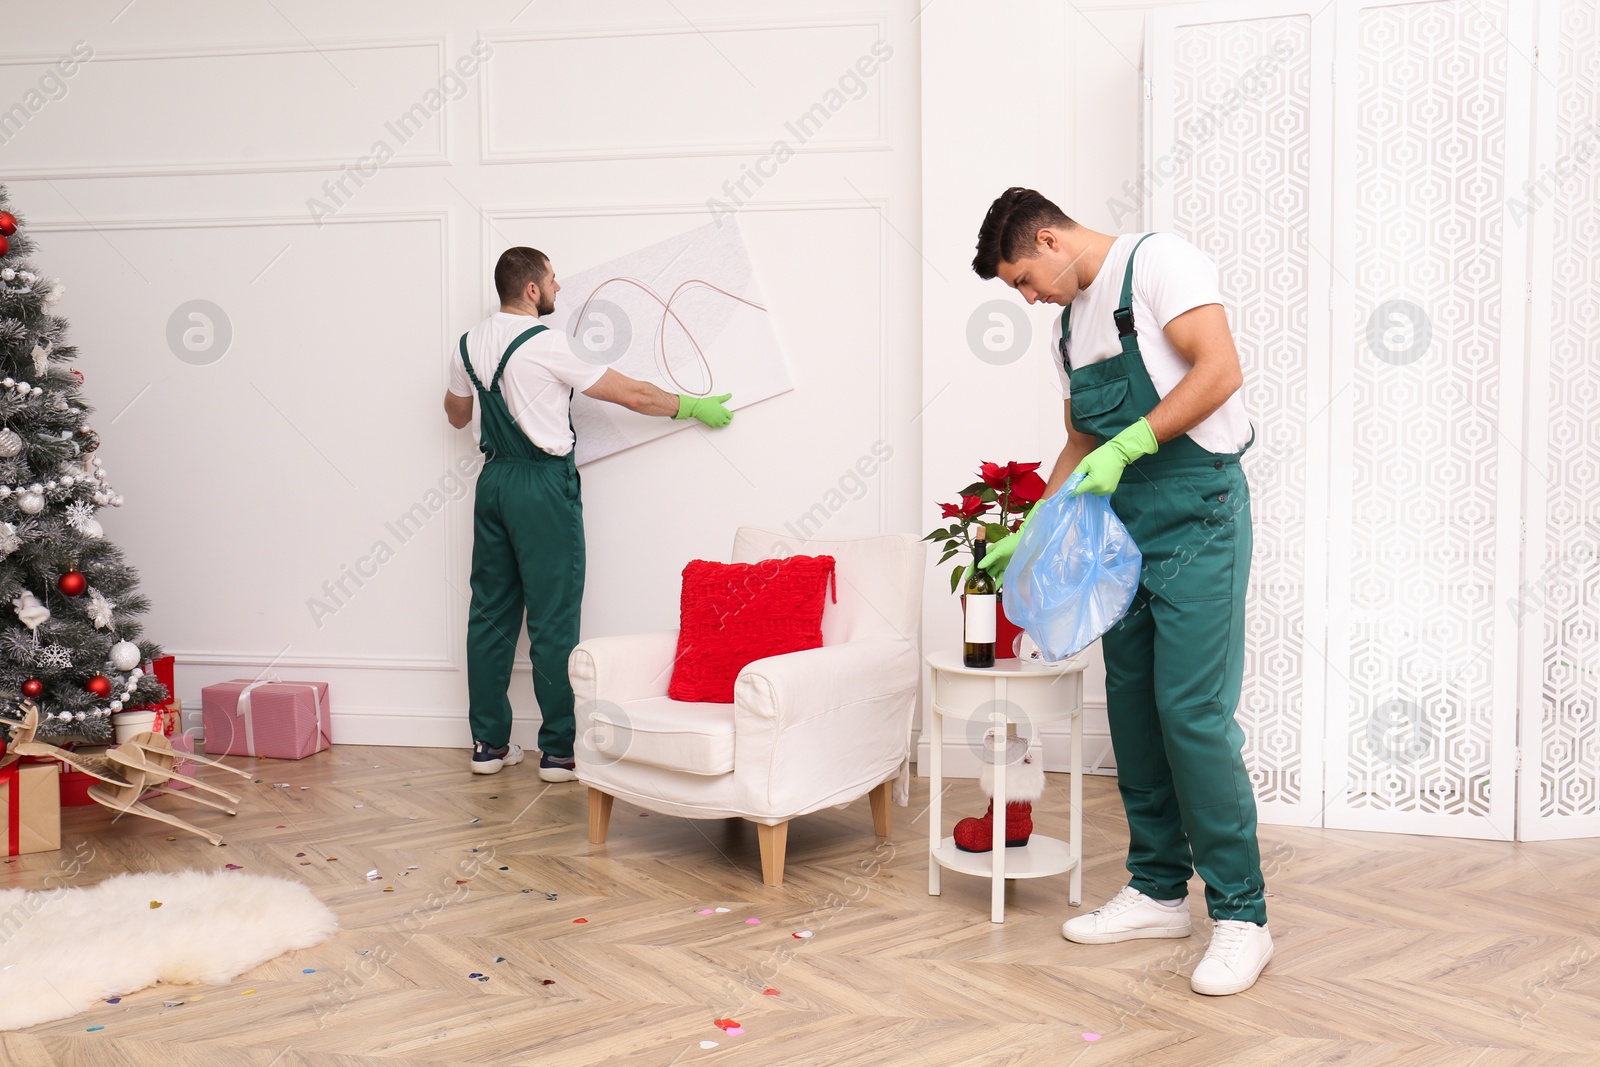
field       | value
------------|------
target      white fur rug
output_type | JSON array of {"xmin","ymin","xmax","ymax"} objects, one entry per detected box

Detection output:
[{"xmin": 0, "ymin": 870, "xmax": 337, "ymax": 1030}]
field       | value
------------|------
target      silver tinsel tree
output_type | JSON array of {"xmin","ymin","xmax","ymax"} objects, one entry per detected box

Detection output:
[{"xmin": 0, "ymin": 187, "xmax": 166, "ymax": 743}]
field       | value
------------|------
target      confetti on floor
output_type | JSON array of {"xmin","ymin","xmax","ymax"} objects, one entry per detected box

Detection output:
[
  {"xmin": 87, "ymin": 1025, "xmax": 104, "ymax": 1032},
  {"xmin": 697, "ymin": 909, "xmax": 714, "ymax": 914},
  {"xmin": 383, "ymin": 886, "xmax": 394, "ymax": 892},
  {"xmin": 495, "ymin": 957, "xmax": 506, "ymax": 963},
  {"xmin": 498, "ymin": 866, "xmax": 509, "ymax": 871},
  {"xmin": 295, "ymin": 852, "xmax": 305, "ymax": 858},
  {"xmin": 792, "ymin": 930, "xmax": 813, "ymax": 939},
  {"xmin": 714, "ymin": 907, "xmax": 730, "ymax": 914},
  {"xmin": 713, "ymin": 1018, "xmax": 740, "ymax": 1031},
  {"xmin": 303, "ymin": 969, "xmax": 316, "ymax": 974},
  {"xmin": 224, "ymin": 864, "xmax": 243, "ymax": 871},
  {"xmin": 241, "ymin": 990, "xmax": 256, "ymax": 996},
  {"xmin": 366, "ymin": 870, "xmax": 381, "ymax": 881},
  {"xmin": 745, "ymin": 918, "xmax": 761, "ymax": 925},
  {"xmin": 456, "ymin": 880, "xmax": 469, "ymax": 885},
  {"xmin": 148, "ymin": 901, "xmax": 162, "ymax": 909},
  {"xmin": 572, "ymin": 918, "xmax": 588, "ymax": 924},
  {"xmin": 763, "ymin": 988, "xmax": 780, "ymax": 996},
  {"xmin": 165, "ymin": 836, "xmax": 176, "ymax": 841},
  {"xmin": 540, "ymin": 979, "xmax": 555, "ymax": 986},
  {"xmin": 1083, "ymin": 1033, "xmax": 1102, "ymax": 1042},
  {"xmin": 105, "ymin": 998, "xmax": 120, "ymax": 1004},
  {"xmin": 700, "ymin": 1041, "xmax": 719, "ymax": 1049},
  {"xmin": 163, "ymin": 999, "xmax": 185, "ymax": 1007}
]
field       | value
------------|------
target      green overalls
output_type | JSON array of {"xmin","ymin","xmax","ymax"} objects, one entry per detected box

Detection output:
[
  {"xmin": 459, "ymin": 325, "xmax": 585, "ymax": 760},
  {"xmin": 1061, "ymin": 234, "xmax": 1265, "ymax": 924}
]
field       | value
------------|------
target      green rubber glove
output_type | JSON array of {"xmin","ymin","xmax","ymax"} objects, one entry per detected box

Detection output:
[
  {"xmin": 1070, "ymin": 417, "xmax": 1159, "ymax": 496},
  {"xmin": 975, "ymin": 508, "xmax": 1036, "ymax": 583},
  {"xmin": 674, "ymin": 392, "xmax": 733, "ymax": 428}
]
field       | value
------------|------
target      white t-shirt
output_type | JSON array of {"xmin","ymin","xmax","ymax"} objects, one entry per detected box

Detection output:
[
  {"xmin": 1052, "ymin": 231, "xmax": 1252, "ymax": 455},
  {"xmin": 447, "ymin": 312, "xmax": 606, "ymax": 457}
]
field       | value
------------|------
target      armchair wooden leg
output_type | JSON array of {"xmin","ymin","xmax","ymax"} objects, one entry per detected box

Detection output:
[
  {"xmin": 869, "ymin": 779, "xmax": 892, "ymax": 837},
  {"xmin": 588, "ymin": 789, "xmax": 614, "ymax": 844},
  {"xmin": 756, "ymin": 821, "xmax": 789, "ymax": 887}
]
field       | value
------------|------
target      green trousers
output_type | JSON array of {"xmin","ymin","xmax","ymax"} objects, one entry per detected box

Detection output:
[
  {"xmin": 1104, "ymin": 457, "xmax": 1264, "ymax": 923},
  {"xmin": 466, "ymin": 456, "xmax": 585, "ymax": 758}
]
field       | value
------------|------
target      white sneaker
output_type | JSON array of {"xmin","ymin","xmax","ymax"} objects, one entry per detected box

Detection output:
[
  {"xmin": 1061, "ymin": 886, "xmax": 1192, "ymax": 944},
  {"xmin": 471, "ymin": 741, "xmax": 525, "ymax": 775},
  {"xmin": 1190, "ymin": 920, "xmax": 1273, "ymax": 996}
]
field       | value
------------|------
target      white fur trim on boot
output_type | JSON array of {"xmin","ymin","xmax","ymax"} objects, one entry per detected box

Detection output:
[{"xmin": 978, "ymin": 746, "xmax": 1046, "ymax": 802}]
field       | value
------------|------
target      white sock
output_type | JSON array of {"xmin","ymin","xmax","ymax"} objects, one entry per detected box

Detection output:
[{"xmin": 1151, "ymin": 896, "xmax": 1184, "ymax": 907}]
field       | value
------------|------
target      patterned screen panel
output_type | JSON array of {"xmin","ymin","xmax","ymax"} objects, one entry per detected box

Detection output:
[
  {"xmin": 1343, "ymin": 0, "xmax": 1509, "ymax": 815},
  {"xmin": 1171, "ymin": 15, "xmax": 1313, "ymax": 810},
  {"xmin": 1540, "ymin": 0, "xmax": 1600, "ymax": 820}
]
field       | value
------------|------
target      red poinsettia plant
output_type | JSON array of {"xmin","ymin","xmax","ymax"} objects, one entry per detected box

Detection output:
[{"xmin": 924, "ymin": 460, "xmax": 1047, "ymax": 593}]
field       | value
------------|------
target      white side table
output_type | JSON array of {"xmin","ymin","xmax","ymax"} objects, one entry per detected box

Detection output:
[{"xmin": 925, "ymin": 650, "xmax": 1085, "ymax": 923}]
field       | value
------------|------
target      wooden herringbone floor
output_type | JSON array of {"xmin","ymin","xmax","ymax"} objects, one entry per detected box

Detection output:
[{"xmin": 0, "ymin": 744, "xmax": 1596, "ymax": 1066}]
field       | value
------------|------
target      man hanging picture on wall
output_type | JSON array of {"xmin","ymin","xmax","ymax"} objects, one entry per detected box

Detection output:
[
  {"xmin": 446, "ymin": 247, "xmax": 734, "ymax": 781},
  {"xmin": 971, "ymin": 188, "xmax": 1270, "ymax": 996}
]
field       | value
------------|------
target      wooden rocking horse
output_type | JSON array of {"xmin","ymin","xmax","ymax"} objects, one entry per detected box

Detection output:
[{"xmin": 0, "ymin": 699, "xmax": 252, "ymax": 845}]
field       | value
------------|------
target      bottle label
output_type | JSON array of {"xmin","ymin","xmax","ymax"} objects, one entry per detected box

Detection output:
[{"xmin": 965, "ymin": 594, "xmax": 996, "ymax": 643}]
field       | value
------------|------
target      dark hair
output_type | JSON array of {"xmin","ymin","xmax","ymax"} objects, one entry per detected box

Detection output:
[
  {"xmin": 494, "ymin": 246, "xmax": 551, "ymax": 304},
  {"xmin": 971, "ymin": 188, "xmax": 1076, "ymax": 279}
]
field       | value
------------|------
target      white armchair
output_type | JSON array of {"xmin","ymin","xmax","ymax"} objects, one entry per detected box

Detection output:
[{"xmin": 569, "ymin": 527, "xmax": 924, "ymax": 886}]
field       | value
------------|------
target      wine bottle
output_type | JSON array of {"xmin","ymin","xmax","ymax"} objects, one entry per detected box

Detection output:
[{"xmin": 964, "ymin": 531, "xmax": 996, "ymax": 668}]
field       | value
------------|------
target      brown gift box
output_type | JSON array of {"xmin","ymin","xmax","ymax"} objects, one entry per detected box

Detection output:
[{"xmin": 0, "ymin": 761, "xmax": 61, "ymax": 855}]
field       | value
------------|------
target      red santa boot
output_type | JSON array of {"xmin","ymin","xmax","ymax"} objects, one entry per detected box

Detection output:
[{"xmin": 953, "ymin": 747, "xmax": 1045, "ymax": 852}]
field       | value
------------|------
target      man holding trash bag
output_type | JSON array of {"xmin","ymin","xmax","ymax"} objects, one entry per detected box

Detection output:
[{"xmin": 972, "ymin": 188, "xmax": 1268, "ymax": 996}]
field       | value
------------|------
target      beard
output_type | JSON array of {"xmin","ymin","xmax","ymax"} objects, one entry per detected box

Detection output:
[{"xmin": 536, "ymin": 289, "xmax": 556, "ymax": 317}]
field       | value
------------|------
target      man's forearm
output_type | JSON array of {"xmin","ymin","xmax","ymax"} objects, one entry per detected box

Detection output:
[
  {"xmin": 1143, "ymin": 358, "xmax": 1241, "ymax": 445},
  {"xmin": 1043, "ymin": 437, "xmax": 1095, "ymax": 500},
  {"xmin": 631, "ymin": 380, "xmax": 680, "ymax": 417}
]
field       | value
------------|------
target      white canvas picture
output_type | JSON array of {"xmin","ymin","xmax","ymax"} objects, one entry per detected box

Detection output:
[{"xmin": 549, "ymin": 217, "xmax": 793, "ymax": 465}]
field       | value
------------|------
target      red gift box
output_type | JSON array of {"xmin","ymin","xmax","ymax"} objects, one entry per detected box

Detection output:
[
  {"xmin": 149, "ymin": 655, "xmax": 175, "ymax": 704},
  {"xmin": 200, "ymin": 679, "xmax": 331, "ymax": 759}
]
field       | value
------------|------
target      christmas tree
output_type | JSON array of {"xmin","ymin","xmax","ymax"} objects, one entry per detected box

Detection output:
[{"xmin": 0, "ymin": 185, "xmax": 166, "ymax": 743}]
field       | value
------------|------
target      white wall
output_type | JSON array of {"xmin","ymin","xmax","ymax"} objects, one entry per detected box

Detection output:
[
  {"xmin": 918, "ymin": 2, "xmax": 1151, "ymax": 776},
  {"xmin": 1, "ymin": 1, "xmax": 922, "ymax": 748}
]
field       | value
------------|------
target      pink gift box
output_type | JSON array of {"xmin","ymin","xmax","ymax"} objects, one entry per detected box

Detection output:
[{"xmin": 200, "ymin": 679, "xmax": 331, "ymax": 759}]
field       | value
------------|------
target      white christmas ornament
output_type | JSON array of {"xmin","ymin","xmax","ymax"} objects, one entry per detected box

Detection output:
[
  {"xmin": 45, "ymin": 282, "xmax": 64, "ymax": 305},
  {"xmin": 109, "ymin": 640, "xmax": 140, "ymax": 671},
  {"xmin": 82, "ymin": 519, "xmax": 102, "ymax": 538},
  {"xmin": 55, "ymin": 711, "xmax": 72, "ymax": 723},
  {"xmin": 0, "ymin": 522, "xmax": 18, "ymax": 557},
  {"xmin": 64, "ymin": 501, "xmax": 95, "ymax": 532},
  {"xmin": 72, "ymin": 711, "xmax": 85, "ymax": 722},
  {"xmin": 16, "ymin": 491, "xmax": 43, "ymax": 514},
  {"xmin": 34, "ymin": 644, "xmax": 72, "ymax": 670},
  {"xmin": 87, "ymin": 588, "xmax": 115, "ymax": 629},
  {"xmin": 108, "ymin": 700, "xmax": 122, "ymax": 712},
  {"xmin": 0, "ymin": 429, "xmax": 20, "ymax": 457},
  {"xmin": 11, "ymin": 590, "xmax": 48, "ymax": 631},
  {"xmin": 30, "ymin": 342, "xmax": 48, "ymax": 376}
]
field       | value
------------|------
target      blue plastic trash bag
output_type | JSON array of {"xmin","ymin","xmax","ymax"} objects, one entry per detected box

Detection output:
[{"xmin": 1004, "ymin": 474, "xmax": 1142, "ymax": 662}]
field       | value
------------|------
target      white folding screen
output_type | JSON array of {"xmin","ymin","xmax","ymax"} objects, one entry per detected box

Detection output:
[
  {"xmin": 1147, "ymin": 1, "xmax": 1333, "ymax": 828},
  {"xmin": 1522, "ymin": 0, "xmax": 1600, "ymax": 839},
  {"xmin": 1149, "ymin": 0, "xmax": 1576, "ymax": 840}
]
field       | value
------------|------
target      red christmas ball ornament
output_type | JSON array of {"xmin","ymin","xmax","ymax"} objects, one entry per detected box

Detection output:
[
  {"xmin": 0, "ymin": 212, "xmax": 16, "ymax": 236},
  {"xmin": 0, "ymin": 235, "xmax": 10, "ymax": 258},
  {"xmin": 71, "ymin": 368, "xmax": 84, "ymax": 385},
  {"xmin": 21, "ymin": 678, "xmax": 43, "ymax": 698},
  {"xmin": 85, "ymin": 675, "xmax": 112, "ymax": 698},
  {"xmin": 57, "ymin": 570, "xmax": 87, "ymax": 597}
]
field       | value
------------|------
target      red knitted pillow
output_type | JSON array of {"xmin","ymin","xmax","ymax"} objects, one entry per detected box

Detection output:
[{"xmin": 668, "ymin": 555, "xmax": 838, "ymax": 703}]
